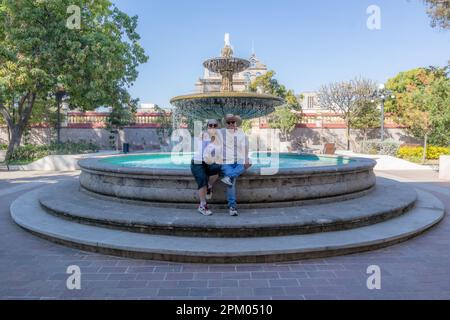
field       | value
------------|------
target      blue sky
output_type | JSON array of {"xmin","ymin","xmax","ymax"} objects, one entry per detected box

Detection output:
[{"xmin": 112, "ymin": 0, "xmax": 449, "ymax": 107}]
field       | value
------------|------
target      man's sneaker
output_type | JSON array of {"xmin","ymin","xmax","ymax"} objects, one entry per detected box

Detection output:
[
  {"xmin": 221, "ymin": 177, "xmax": 233, "ymax": 186},
  {"xmin": 206, "ymin": 186, "xmax": 213, "ymax": 200},
  {"xmin": 198, "ymin": 205, "xmax": 212, "ymax": 216},
  {"xmin": 229, "ymin": 207, "xmax": 238, "ymax": 216}
]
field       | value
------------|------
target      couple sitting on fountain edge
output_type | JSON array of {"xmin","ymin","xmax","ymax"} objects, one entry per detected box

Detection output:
[{"xmin": 190, "ymin": 114, "xmax": 252, "ymax": 217}]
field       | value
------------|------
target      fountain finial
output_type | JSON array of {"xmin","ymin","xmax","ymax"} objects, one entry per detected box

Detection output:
[{"xmin": 221, "ymin": 33, "xmax": 233, "ymax": 58}]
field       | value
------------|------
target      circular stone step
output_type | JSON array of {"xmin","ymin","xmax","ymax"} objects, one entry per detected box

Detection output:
[
  {"xmin": 38, "ymin": 178, "xmax": 416, "ymax": 237},
  {"xmin": 11, "ymin": 185, "xmax": 444, "ymax": 263}
]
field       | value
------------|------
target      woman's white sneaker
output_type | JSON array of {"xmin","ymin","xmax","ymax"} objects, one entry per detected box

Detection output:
[
  {"xmin": 229, "ymin": 207, "xmax": 238, "ymax": 216},
  {"xmin": 198, "ymin": 205, "xmax": 212, "ymax": 216}
]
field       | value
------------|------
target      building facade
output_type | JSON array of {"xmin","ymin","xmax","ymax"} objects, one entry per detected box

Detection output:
[
  {"xmin": 195, "ymin": 53, "xmax": 269, "ymax": 93},
  {"xmin": 300, "ymin": 91, "xmax": 329, "ymax": 114}
]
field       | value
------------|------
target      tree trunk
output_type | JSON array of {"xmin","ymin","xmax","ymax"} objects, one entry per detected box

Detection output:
[
  {"xmin": 4, "ymin": 93, "xmax": 36, "ymax": 162},
  {"xmin": 422, "ymin": 133, "xmax": 428, "ymax": 164},
  {"xmin": 6, "ymin": 125, "xmax": 11, "ymax": 144},
  {"xmin": 6, "ymin": 127, "xmax": 23, "ymax": 159},
  {"xmin": 362, "ymin": 129, "xmax": 367, "ymax": 153},
  {"xmin": 346, "ymin": 119, "xmax": 351, "ymax": 151}
]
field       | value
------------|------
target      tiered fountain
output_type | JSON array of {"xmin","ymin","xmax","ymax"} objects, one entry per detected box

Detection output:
[
  {"xmin": 171, "ymin": 34, "xmax": 284, "ymax": 119},
  {"xmin": 10, "ymin": 35, "xmax": 444, "ymax": 263}
]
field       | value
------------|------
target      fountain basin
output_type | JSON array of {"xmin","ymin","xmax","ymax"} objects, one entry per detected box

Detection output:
[
  {"xmin": 170, "ymin": 92, "xmax": 285, "ymax": 119},
  {"xmin": 78, "ymin": 153, "xmax": 377, "ymax": 208}
]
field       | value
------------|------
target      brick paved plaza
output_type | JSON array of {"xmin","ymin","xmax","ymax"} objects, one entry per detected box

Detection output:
[{"xmin": 0, "ymin": 170, "xmax": 449, "ymax": 300}]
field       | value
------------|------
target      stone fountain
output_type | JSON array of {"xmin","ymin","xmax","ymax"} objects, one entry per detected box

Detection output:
[
  {"xmin": 9, "ymin": 34, "xmax": 445, "ymax": 264},
  {"xmin": 170, "ymin": 34, "xmax": 285, "ymax": 119}
]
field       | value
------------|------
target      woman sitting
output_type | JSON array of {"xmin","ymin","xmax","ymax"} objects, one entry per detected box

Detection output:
[{"xmin": 190, "ymin": 119, "xmax": 221, "ymax": 216}]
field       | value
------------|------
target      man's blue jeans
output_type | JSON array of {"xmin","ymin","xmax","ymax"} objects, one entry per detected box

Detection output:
[{"xmin": 222, "ymin": 163, "xmax": 246, "ymax": 208}]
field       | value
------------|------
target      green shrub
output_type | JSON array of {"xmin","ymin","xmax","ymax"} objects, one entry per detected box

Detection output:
[
  {"xmin": 362, "ymin": 139, "xmax": 401, "ymax": 156},
  {"xmin": 5, "ymin": 141, "xmax": 99, "ymax": 164},
  {"xmin": 0, "ymin": 143, "xmax": 7, "ymax": 150},
  {"xmin": 48, "ymin": 140, "xmax": 99, "ymax": 155},
  {"xmin": 7, "ymin": 144, "xmax": 50, "ymax": 163},
  {"xmin": 397, "ymin": 145, "xmax": 450, "ymax": 161}
]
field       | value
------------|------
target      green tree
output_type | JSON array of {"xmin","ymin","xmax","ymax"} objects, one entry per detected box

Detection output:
[
  {"xmin": 351, "ymin": 100, "xmax": 381, "ymax": 151},
  {"xmin": 241, "ymin": 119, "xmax": 253, "ymax": 134},
  {"xmin": 386, "ymin": 66, "xmax": 450, "ymax": 161},
  {"xmin": 318, "ymin": 78, "xmax": 377, "ymax": 150},
  {"xmin": 423, "ymin": 0, "xmax": 450, "ymax": 29},
  {"xmin": 106, "ymin": 104, "xmax": 135, "ymax": 150},
  {"xmin": 153, "ymin": 105, "xmax": 174, "ymax": 146},
  {"xmin": 0, "ymin": 0, "xmax": 148, "ymax": 161},
  {"xmin": 249, "ymin": 71, "xmax": 301, "ymax": 111},
  {"xmin": 268, "ymin": 106, "xmax": 299, "ymax": 141},
  {"xmin": 250, "ymin": 71, "xmax": 301, "ymax": 144}
]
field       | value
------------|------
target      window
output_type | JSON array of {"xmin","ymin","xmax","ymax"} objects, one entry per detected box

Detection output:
[
  {"xmin": 244, "ymin": 72, "xmax": 251, "ymax": 83},
  {"xmin": 307, "ymin": 96, "xmax": 315, "ymax": 109}
]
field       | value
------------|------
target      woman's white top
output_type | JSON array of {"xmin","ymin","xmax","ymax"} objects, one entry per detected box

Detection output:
[{"xmin": 192, "ymin": 134, "xmax": 218, "ymax": 164}]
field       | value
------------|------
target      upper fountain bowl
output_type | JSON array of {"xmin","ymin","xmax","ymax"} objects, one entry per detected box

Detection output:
[
  {"xmin": 203, "ymin": 57, "xmax": 250, "ymax": 74},
  {"xmin": 170, "ymin": 91, "xmax": 285, "ymax": 120}
]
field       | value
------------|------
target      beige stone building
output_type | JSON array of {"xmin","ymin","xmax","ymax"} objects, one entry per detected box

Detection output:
[{"xmin": 195, "ymin": 53, "xmax": 269, "ymax": 93}]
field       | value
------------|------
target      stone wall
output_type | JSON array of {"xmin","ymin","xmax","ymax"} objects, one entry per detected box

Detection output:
[
  {"xmin": 0, "ymin": 127, "xmax": 53, "ymax": 146},
  {"xmin": 1, "ymin": 126, "xmax": 420, "ymax": 152},
  {"xmin": 60, "ymin": 128, "xmax": 111, "ymax": 148},
  {"xmin": 0, "ymin": 127, "xmax": 161, "ymax": 150},
  {"xmin": 290, "ymin": 127, "xmax": 421, "ymax": 151}
]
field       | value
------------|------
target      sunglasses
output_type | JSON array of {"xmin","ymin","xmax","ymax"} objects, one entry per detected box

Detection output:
[
  {"xmin": 208, "ymin": 124, "xmax": 218, "ymax": 128},
  {"xmin": 226, "ymin": 121, "xmax": 236, "ymax": 125}
]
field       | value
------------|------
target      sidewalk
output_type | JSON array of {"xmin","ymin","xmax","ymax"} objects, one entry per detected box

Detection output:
[
  {"xmin": 336, "ymin": 150, "xmax": 434, "ymax": 171},
  {"xmin": 1, "ymin": 150, "xmax": 120, "ymax": 172}
]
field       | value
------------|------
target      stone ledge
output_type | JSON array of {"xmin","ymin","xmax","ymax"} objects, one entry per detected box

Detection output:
[
  {"xmin": 39, "ymin": 178, "xmax": 416, "ymax": 237},
  {"xmin": 10, "ymin": 184, "xmax": 444, "ymax": 263}
]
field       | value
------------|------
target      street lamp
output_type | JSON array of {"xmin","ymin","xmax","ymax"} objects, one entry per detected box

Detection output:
[
  {"xmin": 55, "ymin": 84, "xmax": 66, "ymax": 145},
  {"xmin": 371, "ymin": 84, "xmax": 395, "ymax": 142}
]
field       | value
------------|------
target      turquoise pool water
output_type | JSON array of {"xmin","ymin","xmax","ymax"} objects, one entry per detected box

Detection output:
[{"xmin": 100, "ymin": 153, "xmax": 352, "ymax": 170}]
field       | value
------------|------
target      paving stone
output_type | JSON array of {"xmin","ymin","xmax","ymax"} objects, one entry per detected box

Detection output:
[
  {"xmin": 189, "ymin": 288, "xmax": 221, "ymax": 297},
  {"xmin": 251, "ymin": 272, "xmax": 280, "ymax": 280},
  {"xmin": 253, "ymin": 287, "xmax": 285, "ymax": 296},
  {"xmin": 147, "ymin": 280, "xmax": 179, "ymax": 288},
  {"xmin": 208, "ymin": 280, "xmax": 239, "ymax": 288},
  {"xmin": 157, "ymin": 288, "xmax": 189, "ymax": 297},
  {"xmin": 136, "ymin": 273, "xmax": 166, "ymax": 281},
  {"xmin": 239, "ymin": 280, "xmax": 270, "ymax": 288},
  {"xmin": 269, "ymin": 279, "xmax": 300, "ymax": 287},
  {"xmin": 164, "ymin": 272, "xmax": 194, "ymax": 281},
  {"xmin": 176, "ymin": 280, "xmax": 208, "ymax": 288},
  {"xmin": 222, "ymin": 272, "xmax": 251, "ymax": 280},
  {"xmin": 107, "ymin": 274, "xmax": 137, "ymax": 281}
]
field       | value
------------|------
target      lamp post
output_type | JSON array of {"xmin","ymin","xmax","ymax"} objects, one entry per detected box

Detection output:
[
  {"xmin": 372, "ymin": 84, "xmax": 395, "ymax": 142},
  {"xmin": 55, "ymin": 84, "xmax": 66, "ymax": 145}
]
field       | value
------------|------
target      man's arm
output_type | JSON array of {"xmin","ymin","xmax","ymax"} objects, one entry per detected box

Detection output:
[{"xmin": 244, "ymin": 134, "xmax": 252, "ymax": 169}]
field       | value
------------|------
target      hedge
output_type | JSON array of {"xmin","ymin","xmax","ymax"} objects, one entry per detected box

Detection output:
[{"xmin": 397, "ymin": 145, "xmax": 450, "ymax": 162}]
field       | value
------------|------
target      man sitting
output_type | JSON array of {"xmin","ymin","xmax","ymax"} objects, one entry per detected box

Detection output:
[{"xmin": 219, "ymin": 114, "xmax": 251, "ymax": 217}]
